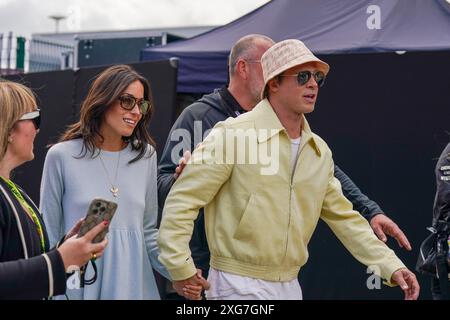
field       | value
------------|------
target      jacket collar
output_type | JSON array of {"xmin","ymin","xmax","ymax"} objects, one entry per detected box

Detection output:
[
  {"xmin": 218, "ymin": 86, "xmax": 246, "ymax": 116},
  {"xmin": 253, "ymin": 99, "xmax": 322, "ymax": 157}
]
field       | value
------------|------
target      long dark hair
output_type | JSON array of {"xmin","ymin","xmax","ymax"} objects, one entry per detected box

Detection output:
[{"xmin": 59, "ymin": 65, "xmax": 155, "ymax": 163}]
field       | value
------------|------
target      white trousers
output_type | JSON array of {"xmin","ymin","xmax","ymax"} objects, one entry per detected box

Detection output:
[{"xmin": 205, "ymin": 268, "xmax": 303, "ymax": 300}]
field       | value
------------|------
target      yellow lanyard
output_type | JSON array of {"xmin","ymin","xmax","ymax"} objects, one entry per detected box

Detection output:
[{"xmin": 1, "ymin": 177, "xmax": 46, "ymax": 252}]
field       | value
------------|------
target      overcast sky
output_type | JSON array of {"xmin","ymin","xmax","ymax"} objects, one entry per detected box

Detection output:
[{"xmin": 0, "ymin": 0, "xmax": 270, "ymax": 38}]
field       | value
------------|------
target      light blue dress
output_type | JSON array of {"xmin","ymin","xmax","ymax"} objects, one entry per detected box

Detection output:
[{"xmin": 40, "ymin": 139, "xmax": 169, "ymax": 299}]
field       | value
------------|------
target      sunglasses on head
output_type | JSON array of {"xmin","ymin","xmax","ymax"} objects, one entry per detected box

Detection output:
[
  {"xmin": 118, "ymin": 95, "xmax": 151, "ymax": 115},
  {"xmin": 280, "ymin": 70, "xmax": 326, "ymax": 87},
  {"xmin": 19, "ymin": 109, "xmax": 41, "ymax": 130}
]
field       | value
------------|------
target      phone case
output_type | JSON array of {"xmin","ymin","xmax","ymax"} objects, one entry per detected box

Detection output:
[{"xmin": 77, "ymin": 198, "xmax": 117, "ymax": 243}]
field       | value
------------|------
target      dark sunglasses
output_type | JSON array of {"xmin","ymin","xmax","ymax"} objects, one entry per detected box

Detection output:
[
  {"xmin": 118, "ymin": 95, "xmax": 151, "ymax": 115},
  {"xmin": 280, "ymin": 70, "xmax": 326, "ymax": 87},
  {"xmin": 19, "ymin": 109, "xmax": 41, "ymax": 130}
]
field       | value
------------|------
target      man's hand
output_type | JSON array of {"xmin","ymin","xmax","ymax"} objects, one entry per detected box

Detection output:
[
  {"xmin": 391, "ymin": 268, "xmax": 420, "ymax": 300},
  {"xmin": 173, "ymin": 269, "xmax": 210, "ymax": 300},
  {"xmin": 174, "ymin": 150, "xmax": 192, "ymax": 180},
  {"xmin": 370, "ymin": 214, "xmax": 412, "ymax": 251}
]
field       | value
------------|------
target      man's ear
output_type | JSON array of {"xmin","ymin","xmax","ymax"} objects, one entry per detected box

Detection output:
[
  {"xmin": 236, "ymin": 59, "xmax": 249, "ymax": 80},
  {"xmin": 267, "ymin": 77, "xmax": 279, "ymax": 95}
]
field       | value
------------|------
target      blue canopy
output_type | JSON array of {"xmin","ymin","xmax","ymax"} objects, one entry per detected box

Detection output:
[{"xmin": 141, "ymin": 0, "xmax": 450, "ymax": 93}]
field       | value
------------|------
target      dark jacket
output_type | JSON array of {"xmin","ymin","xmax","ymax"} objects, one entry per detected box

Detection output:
[
  {"xmin": 430, "ymin": 142, "xmax": 450, "ymax": 300},
  {"xmin": 0, "ymin": 178, "xmax": 66, "ymax": 299},
  {"xmin": 432, "ymin": 142, "xmax": 450, "ymax": 227},
  {"xmin": 157, "ymin": 87, "xmax": 384, "ymax": 273}
]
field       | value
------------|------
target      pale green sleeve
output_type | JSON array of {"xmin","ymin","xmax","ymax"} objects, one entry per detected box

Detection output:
[{"xmin": 157, "ymin": 124, "xmax": 233, "ymax": 281}]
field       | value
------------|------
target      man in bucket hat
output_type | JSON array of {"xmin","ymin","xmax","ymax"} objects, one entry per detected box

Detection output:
[
  {"xmin": 158, "ymin": 39, "xmax": 420, "ymax": 300},
  {"xmin": 159, "ymin": 35, "xmax": 411, "ymax": 287}
]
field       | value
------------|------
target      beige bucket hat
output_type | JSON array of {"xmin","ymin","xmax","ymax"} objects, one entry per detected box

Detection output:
[{"xmin": 261, "ymin": 39, "xmax": 330, "ymax": 98}]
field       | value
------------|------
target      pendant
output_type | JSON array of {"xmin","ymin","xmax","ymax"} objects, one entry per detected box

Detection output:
[{"xmin": 110, "ymin": 186, "xmax": 119, "ymax": 197}]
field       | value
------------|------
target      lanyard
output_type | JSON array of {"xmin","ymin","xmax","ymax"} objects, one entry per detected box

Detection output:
[{"xmin": 1, "ymin": 177, "xmax": 46, "ymax": 252}]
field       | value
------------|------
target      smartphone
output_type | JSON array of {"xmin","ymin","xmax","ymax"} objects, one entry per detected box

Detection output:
[{"xmin": 77, "ymin": 198, "xmax": 117, "ymax": 243}]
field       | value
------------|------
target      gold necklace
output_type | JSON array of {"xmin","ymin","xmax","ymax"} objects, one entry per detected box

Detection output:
[{"xmin": 98, "ymin": 150, "xmax": 121, "ymax": 198}]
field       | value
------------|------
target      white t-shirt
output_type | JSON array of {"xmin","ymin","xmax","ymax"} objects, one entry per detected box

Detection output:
[{"xmin": 290, "ymin": 137, "xmax": 301, "ymax": 175}]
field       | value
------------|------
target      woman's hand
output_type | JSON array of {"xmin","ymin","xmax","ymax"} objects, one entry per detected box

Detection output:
[{"xmin": 57, "ymin": 221, "xmax": 109, "ymax": 271}]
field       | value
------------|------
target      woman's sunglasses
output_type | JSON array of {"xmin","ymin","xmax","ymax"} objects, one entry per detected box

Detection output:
[
  {"xmin": 280, "ymin": 70, "xmax": 326, "ymax": 87},
  {"xmin": 19, "ymin": 109, "xmax": 41, "ymax": 130},
  {"xmin": 118, "ymin": 95, "xmax": 151, "ymax": 115}
]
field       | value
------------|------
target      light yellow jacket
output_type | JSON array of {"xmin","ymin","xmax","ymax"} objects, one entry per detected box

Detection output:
[{"xmin": 158, "ymin": 99, "xmax": 405, "ymax": 284}]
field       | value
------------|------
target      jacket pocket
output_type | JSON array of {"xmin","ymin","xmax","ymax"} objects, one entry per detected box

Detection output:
[
  {"xmin": 233, "ymin": 193, "xmax": 257, "ymax": 241},
  {"xmin": 231, "ymin": 193, "xmax": 285, "ymax": 264}
]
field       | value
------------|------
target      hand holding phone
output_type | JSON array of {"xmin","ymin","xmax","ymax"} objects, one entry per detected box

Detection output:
[{"xmin": 77, "ymin": 198, "xmax": 117, "ymax": 243}]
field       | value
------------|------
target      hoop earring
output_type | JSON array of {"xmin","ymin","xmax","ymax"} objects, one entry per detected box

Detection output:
[{"xmin": 132, "ymin": 138, "xmax": 142, "ymax": 149}]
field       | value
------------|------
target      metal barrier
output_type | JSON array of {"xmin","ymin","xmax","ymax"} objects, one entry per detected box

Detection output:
[{"xmin": 28, "ymin": 36, "xmax": 74, "ymax": 72}]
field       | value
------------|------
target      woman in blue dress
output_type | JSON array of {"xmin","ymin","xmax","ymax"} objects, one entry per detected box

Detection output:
[{"xmin": 40, "ymin": 65, "xmax": 204, "ymax": 300}]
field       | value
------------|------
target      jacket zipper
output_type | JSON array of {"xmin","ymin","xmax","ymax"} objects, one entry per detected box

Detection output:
[{"xmin": 281, "ymin": 140, "xmax": 293, "ymax": 280}]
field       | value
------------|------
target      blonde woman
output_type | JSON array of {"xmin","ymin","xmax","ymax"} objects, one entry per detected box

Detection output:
[{"xmin": 0, "ymin": 80, "xmax": 108, "ymax": 299}]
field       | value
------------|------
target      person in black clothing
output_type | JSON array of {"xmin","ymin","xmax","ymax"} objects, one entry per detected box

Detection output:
[
  {"xmin": 0, "ymin": 80, "xmax": 108, "ymax": 299},
  {"xmin": 430, "ymin": 142, "xmax": 450, "ymax": 299},
  {"xmin": 157, "ymin": 34, "xmax": 412, "ymax": 292}
]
